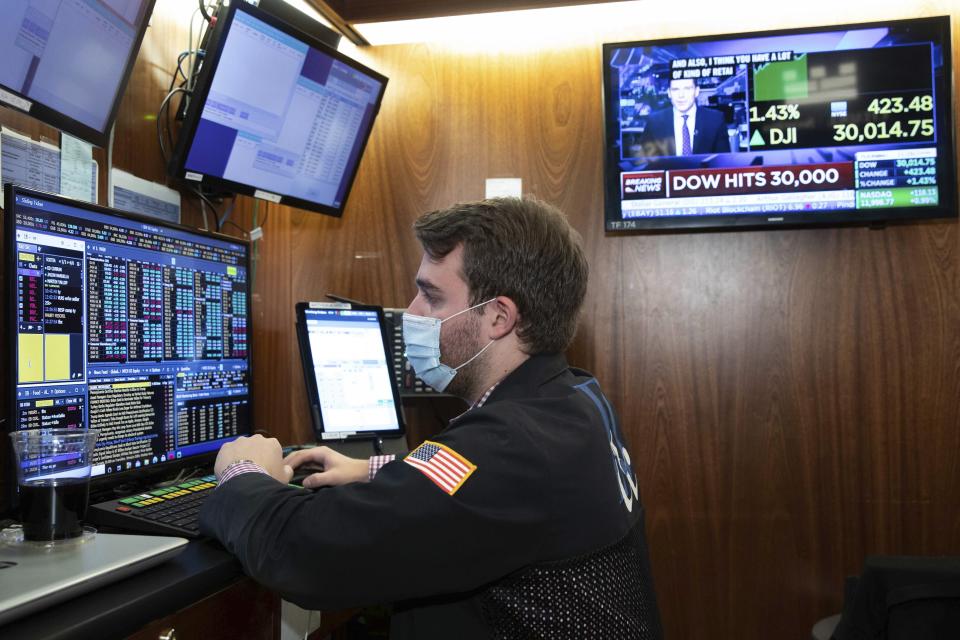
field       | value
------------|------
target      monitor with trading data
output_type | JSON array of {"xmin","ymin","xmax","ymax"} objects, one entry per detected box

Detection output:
[
  {"xmin": 169, "ymin": 0, "xmax": 388, "ymax": 218},
  {"xmin": 5, "ymin": 185, "xmax": 253, "ymax": 484},
  {"xmin": 295, "ymin": 303, "xmax": 405, "ymax": 442},
  {"xmin": 602, "ymin": 15, "xmax": 955, "ymax": 231},
  {"xmin": 0, "ymin": 0, "xmax": 156, "ymax": 146}
]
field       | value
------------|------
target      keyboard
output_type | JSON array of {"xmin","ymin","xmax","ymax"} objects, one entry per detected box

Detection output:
[{"xmin": 87, "ymin": 476, "xmax": 218, "ymax": 538}]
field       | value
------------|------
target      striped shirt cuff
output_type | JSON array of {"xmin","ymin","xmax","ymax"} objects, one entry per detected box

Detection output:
[
  {"xmin": 217, "ymin": 460, "xmax": 269, "ymax": 487},
  {"xmin": 368, "ymin": 454, "xmax": 396, "ymax": 481}
]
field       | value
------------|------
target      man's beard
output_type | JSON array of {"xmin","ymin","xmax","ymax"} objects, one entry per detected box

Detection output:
[{"xmin": 440, "ymin": 310, "xmax": 487, "ymax": 400}]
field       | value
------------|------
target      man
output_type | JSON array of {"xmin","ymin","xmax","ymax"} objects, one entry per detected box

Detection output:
[
  {"xmin": 638, "ymin": 77, "xmax": 730, "ymax": 157},
  {"xmin": 200, "ymin": 197, "xmax": 663, "ymax": 639}
]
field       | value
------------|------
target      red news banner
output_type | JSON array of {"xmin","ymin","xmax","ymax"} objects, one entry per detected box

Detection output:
[{"xmin": 621, "ymin": 162, "xmax": 854, "ymax": 199}]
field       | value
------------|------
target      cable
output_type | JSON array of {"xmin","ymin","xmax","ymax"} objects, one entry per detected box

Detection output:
[
  {"xmin": 176, "ymin": 50, "xmax": 191, "ymax": 80},
  {"xmin": 192, "ymin": 187, "xmax": 219, "ymax": 213},
  {"xmin": 193, "ymin": 187, "xmax": 219, "ymax": 231},
  {"xmin": 166, "ymin": 82, "xmax": 186, "ymax": 157},
  {"xmin": 159, "ymin": 50, "xmax": 195, "ymax": 164},
  {"xmin": 251, "ymin": 200, "xmax": 260, "ymax": 290},
  {"xmin": 171, "ymin": 50, "xmax": 199, "ymax": 88},
  {"xmin": 106, "ymin": 123, "xmax": 115, "ymax": 203},
  {"xmin": 187, "ymin": 8, "xmax": 200, "ymax": 98},
  {"xmin": 200, "ymin": 198, "xmax": 210, "ymax": 232},
  {"xmin": 157, "ymin": 87, "xmax": 191, "ymax": 164},
  {"xmin": 155, "ymin": 468, "xmax": 188, "ymax": 488},
  {"xmin": 188, "ymin": 4, "xmax": 215, "ymax": 96},
  {"xmin": 183, "ymin": 6, "xmax": 210, "ymax": 117},
  {"xmin": 198, "ymin": 0, "xmax": 212, "ymax": 25},
  {"xmin": 217, "ymin": 194, "xmax": 238, "ymax": 231}
]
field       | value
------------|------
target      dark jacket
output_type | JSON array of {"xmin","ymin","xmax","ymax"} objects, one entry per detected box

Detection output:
[
  {"xmin": 639, "ymin": 105, "xmax": 730, "ymax": 156},
  {"xmin": 200, "ymin": 353, "xmax": 661, "ymax": 638}
]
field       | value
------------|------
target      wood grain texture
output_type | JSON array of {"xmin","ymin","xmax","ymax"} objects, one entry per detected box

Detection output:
[
  {"xmin": 300, "ymin": 13, "xmax": 957, "ymax": 639},
  {"xmin": 0, "ymin": 4, "xmax": 958, "ymax": 640}
]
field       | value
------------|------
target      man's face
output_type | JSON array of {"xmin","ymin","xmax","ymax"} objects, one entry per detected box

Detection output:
[
  {"xmin": 667, "ymin": 79, "xmax": 699, "ymax": 114},
  {"xmin": 407, "ymin": 244, "xmax": 485, "ymax": 396}
]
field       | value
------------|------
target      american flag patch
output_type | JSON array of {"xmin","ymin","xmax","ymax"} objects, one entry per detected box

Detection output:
[{"xmin": 404, "ymin": 440, "xmax": 476, "ymax": 495}]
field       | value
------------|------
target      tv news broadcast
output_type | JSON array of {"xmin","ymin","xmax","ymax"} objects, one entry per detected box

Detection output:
[{"xmin": 602, "ymin": 17, "xmax": 954, "ymax": 231}]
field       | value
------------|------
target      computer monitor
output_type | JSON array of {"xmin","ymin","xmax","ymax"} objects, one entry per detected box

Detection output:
[
  {"xmin": 168, "ymin": 0, "xmax": 388, "ymax": 218},
  {"xmin": 4, "ymin": 185, "xmax": 253, "ymax": 487},
  {"xmin": 0, "ymin": 1, "xmax": 157, "ymax": 146},
  {"xmin": 294, "ymin": 302, "xmax": 405, "ymax": 443}
]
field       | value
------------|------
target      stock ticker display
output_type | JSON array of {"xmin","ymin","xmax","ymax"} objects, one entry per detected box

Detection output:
[
  {"xmin": 603, "ymin": 17, "xmax": 954, "ymax": 229},
  {"xmin": 12, "ymin": 191, "xmax": 251, "ymax": 477}
]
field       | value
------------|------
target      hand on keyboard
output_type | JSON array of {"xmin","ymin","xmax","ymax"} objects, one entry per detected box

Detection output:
[
  {"xmin": 284, "ymin": 446, "xmax": 368, "ymax": 488},
  {"xmin": 214, "ymin": 434, "xmax": 292, "ymax": 484}
]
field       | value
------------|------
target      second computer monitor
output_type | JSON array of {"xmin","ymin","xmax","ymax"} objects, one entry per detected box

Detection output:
[
  {"xmin": 168, "ymin": 0, "xmax": 387, "ymax": 217},
  {"xmin": 295, "ymin": 302, "xmax": 404, "ymax": 442}
]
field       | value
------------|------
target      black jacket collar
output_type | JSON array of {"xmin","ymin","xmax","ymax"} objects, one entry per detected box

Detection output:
[{"xmin": 483, "ymin": 352, "xmax": 570, "ymax": 405}]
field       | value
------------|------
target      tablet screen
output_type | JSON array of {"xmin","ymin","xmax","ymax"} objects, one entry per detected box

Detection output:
[{"xmin": 295, "ymin": 303, "xmax": 404, "ymax": 440}]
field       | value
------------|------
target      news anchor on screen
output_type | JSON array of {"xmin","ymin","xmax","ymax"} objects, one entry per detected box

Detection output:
[{"xmin": 638, "ymin": 78, "xmax": 730, "ymax": 157}]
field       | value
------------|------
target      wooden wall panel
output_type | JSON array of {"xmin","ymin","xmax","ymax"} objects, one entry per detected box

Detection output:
[
  {"xmin": 286, "ymin": 7, "xmax": 957, "ymax": 640},
  {"xmin": 1, "ymin": 3, "xmax": 959, "ymax": 640}
]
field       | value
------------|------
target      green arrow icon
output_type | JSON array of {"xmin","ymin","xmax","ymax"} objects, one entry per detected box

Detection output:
[{"xmin": 750, "ymin": 129, "xmax": 765, "ymax": 146}]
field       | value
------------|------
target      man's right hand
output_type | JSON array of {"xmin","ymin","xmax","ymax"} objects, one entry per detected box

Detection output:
[{"xmin": 283, "ymin": 446, "xmax": 369, "ymax": 489}]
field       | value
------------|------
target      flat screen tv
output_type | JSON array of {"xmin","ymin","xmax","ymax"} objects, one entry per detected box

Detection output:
[
  {"xmin": 169, "ymin": 0, "xmax": 388, "ymax": 218},
  {"xmin": 602, "ymin": 16, "xmax": 955, "ymax": 231},
  {"xmin": 4, "ymin": 184, "xmax": 253, "ymax": 490},
  {"xmin": 0, "ymin": 0, "xmax": 156, "ymax": 147}
]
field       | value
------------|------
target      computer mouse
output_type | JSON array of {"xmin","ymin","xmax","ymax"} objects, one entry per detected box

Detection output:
[{"xmin": 289, "ymin": 464, "xmax": 324, "ymax": 487}]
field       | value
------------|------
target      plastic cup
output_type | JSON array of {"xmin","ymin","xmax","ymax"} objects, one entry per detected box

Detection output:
[{"xmin": 9, "ymin": 429, "xmax": 99, "ymax": 542}]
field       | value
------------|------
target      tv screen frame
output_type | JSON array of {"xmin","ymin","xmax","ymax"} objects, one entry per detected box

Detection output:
[
  {"xmin": 4, "ymin": 184, "xmax": 255, "ymax": 493},
  {"xmin": 601, "ymin": 15, "xmax": 956, "ymax": 232},
  {"xmin": 0, "ymin": 0, "xmax": 157, "ymax": 147},
  {"xmin": 168, "ymin": 0, "xmax": 388, "ymax": 218}
]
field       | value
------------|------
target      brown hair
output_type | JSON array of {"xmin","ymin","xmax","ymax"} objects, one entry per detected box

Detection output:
[{"xmin": 413, "ymin": 197, "xmax": 588, "ymax": 354}]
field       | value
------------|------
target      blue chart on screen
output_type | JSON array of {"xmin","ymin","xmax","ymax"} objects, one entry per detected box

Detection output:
[{"xmin": 9, "ymin": 188, "xmax": 252, "ymax": 480}]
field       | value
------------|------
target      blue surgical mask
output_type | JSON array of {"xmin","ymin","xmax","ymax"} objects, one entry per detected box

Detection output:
[{"xmin": 403, "ymin": 299, "xmax": 497, "ymax": 392}]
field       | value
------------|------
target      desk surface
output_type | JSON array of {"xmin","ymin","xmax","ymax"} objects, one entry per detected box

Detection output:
[
  {"xmin": 0, "ymin": 444, "xmax": 405, "ymax": 640},
  {"xmin": 0, "ymin": 537, "xmax": 243, "ymax": 640}
]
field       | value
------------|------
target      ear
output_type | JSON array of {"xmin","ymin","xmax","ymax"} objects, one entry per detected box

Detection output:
[{"xmin": 485, "ymin": 296, "xmax": 520, "ymax": 340}]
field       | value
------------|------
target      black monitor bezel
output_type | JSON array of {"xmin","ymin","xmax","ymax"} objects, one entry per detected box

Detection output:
[
  {"xmin": 255, "ymin": 0, "xmax": 341, "ymax": 49},
  {"xmin": 3, "ymin": 183, "xmax": 255, "ymax": 492},
  {"xmin": 294, "ymin": 301, "xmax": 406, "ymax": 442},
  {"xmin": 168, "ymin": 0, "xmax": 388, "ymax": 218},
  {"xmin": 0, "ymin": 0, "xmax": 157, "ymax": 147},
  {"xmin": 601, "ymin": 15, "xmax": 957, "ymax": 232}
]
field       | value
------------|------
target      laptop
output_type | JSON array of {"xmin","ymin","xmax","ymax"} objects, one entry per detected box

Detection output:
[
  {"xmin": 0, "ymin": 532, "xmax": 187, "ymax": 625},
  {"xmin": 294, "ymin": 302, "xmax": 406, "ymax": 456}
]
